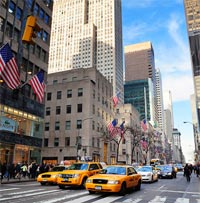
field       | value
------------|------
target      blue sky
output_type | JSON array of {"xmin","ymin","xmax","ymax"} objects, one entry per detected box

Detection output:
[{"xmin": 122, "ymin": 0, "xmax": 194, "ymax": 162}]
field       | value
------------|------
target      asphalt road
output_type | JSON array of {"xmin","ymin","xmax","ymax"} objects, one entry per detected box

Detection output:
[{"xmin": 0, "ymin": 172, "xmax": 199, "ymax": 203}]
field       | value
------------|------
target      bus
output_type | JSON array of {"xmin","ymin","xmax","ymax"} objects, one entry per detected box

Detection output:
[{"xmin": 150, "ymin": 158, "xmax": 164, "ymax": 166}]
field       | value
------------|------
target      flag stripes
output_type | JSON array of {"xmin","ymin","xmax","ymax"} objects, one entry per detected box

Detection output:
[
  {"xmin": 29, "ymin": 71, "xmax": 45, "ymax": 103},
  {"xmin": 0, "ymin": 43, "xmax": 20, "ymax": 89}
]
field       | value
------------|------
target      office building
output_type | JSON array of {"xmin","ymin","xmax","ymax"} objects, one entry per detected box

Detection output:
[
  {"xmin": 124, "ymin": 42, "xmax": 157, "ymax": 124},
  {"xmin": 0, "ymin": 0, "xmax": 52, "ymax": 164},
  {"xmin": 48, "ymin": 0, "xmax": 124, "ymax": 101},
  {"xmin": 42, "ymin": 67, "xmax": 117, "ymax": 164},
  {"xmin": 184, "ymin": 0, "xmax": 200, "ymax": 156}
]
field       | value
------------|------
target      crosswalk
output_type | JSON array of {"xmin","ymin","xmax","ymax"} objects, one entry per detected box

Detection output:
[{"xmin": 0, "ymin": 187, "xmax": 199, "ymax": 203}]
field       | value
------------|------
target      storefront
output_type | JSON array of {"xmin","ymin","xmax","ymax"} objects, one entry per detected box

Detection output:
[{"xmin": 0, "ymin": 104, "xmax": 43, "ymax": 165}]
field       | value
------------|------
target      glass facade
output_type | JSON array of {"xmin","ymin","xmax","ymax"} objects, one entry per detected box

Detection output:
[{"xmin": 124, "ymin": 79, "xmax": 151, "ymax": 121}]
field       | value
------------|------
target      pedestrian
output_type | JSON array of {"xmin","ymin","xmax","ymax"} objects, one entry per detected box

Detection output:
[{"xmin": 184, "ymin": 163, "xmax": 191, "ymax": 182}]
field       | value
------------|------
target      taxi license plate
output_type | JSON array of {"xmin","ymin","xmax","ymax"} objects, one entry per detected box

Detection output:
[
  {"xmin": 43, "ymin": 179, "xmax": 47, "ymax": 181},
  {"xmin": 95, "ymin": 186, "xmax": 102, "ymax": 190},
  {"xmin": 64, "ymin": 178, "xmax": 68, "ymax": 182}
]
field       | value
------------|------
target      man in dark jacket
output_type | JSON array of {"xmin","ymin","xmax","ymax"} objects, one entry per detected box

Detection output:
[{"xmin": 184, "ymin": 163, "xmax": 191, "ymax": 182}]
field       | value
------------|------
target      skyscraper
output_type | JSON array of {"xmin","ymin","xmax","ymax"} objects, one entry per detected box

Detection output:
[
  {"xmin": 184, "ymin": 0, "xmax": 200, "ymax": 156},
  {"xmin": 48, "ymin": 0, "xmax": 124, "ymax": 100},
  {"xmin": 124, "ymin": 42, "xmax": 157, "ymax": 124},
  {"xmin": 0, "ymin": 0, "xmax": 52, "ymax": 165}
]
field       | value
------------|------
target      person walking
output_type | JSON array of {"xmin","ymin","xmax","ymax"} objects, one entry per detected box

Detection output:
[{"xmin": 184, "ymin": 163, "xmax": 191, "ymax": 182}]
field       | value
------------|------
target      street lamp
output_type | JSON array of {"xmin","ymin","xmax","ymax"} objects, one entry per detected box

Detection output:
[
  {"xmin": 76, "ymin": 117, "xmax": 92, "ymax": 161},
  {"xmin": 183, "ymin": 121, "xmax": 199, "ymax": 161}
]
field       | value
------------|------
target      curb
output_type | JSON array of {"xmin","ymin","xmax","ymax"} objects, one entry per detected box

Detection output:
[{"xmin": 1, "ymin": 179, "xmax": 36, "ymax": 184}]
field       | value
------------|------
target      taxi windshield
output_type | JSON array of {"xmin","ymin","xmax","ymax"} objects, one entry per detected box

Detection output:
[
  {"xmin": 100, "ymin": 166, "xmax": 126, "ymax": 175},
  {"xmin": 67, "ymin": 163, "xmax": 88, "ymax": 170},
  {"xmin": 51, "ymin": 166, "xmax": 66, "ymax": 171}
]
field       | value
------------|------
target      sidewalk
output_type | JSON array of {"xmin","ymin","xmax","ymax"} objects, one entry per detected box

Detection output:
[{"xmin": 1, "ymin": 176, "xmax": 36, "ymax": 184}]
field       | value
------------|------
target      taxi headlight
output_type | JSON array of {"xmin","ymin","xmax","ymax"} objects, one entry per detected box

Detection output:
[
  {"xmin": 107, "ymin": 180, "xmax": 119, "ymax": 184},
  {"xmin": 52, "ymin": 174, "xmax": 58, "ymax": 178},
  {"xmin": 167, "ymin": 172, "xmax": 171, "ymax": 175},
  {"xmin": 58, "ymin": 174, "xmax": 62, "ymax": 178},
  {"xmin": 37, "ymin": 175, "xmax": 41, "ymax": 178},
  {"xmin": 86, "ymin": 179, "xmax": 92, "ymax": 183},
  {"xmin": 72, "ymin": 174, "xmax": 80, "ymax": 178}
]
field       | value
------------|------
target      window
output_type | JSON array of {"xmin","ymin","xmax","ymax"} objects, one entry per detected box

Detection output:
[
  {"xmin": 34, "ymin": 3, "xmax": 39, "ymax": 15},
  {"xmin": 16, "ymin": 7, "xmax": 22, "ymax": 20},
  {"xmin": 78, "ymin": 88, "xmax": 83, "ymax": 96},
  {"xmin": 77, "ymin": 104, "xmax": 82, "ymax": 113},
  {"xmin": 46, "ymin": 107, "xmax": 50, "ymax": 116},
  {"xmin": 122, "ymin": 149, "xmax": 126, "ymax": 155},
  {"xmin": 55, "ymin": 121, "xmax": 60, "ymax": 130},
  {"xmin": 8, "ymin": 1, "xmax": 15, "ymax": 14},
  {"xmin": 92, "ymin": 105, "xmax": 95, "ymax": 114},
  {"xmin": 77, "ymin": 120, "xmax": 82, "ymax": 129},
  {"xmin": 54, "ymin": 138, "xmax": 59, "ymax": 147},
  {"xmin": 47, "ymin": 92, "xmax": 51, "ymax": 100},
  {"xmin": 92, "ymin": 137, "xmax": 95, "ymax": 147},
  {"xmin": 43, "ymin": 31, "xmax": 48, "ymax": 42},
  {"xmin": 45, "ymin": 122, "xmax": 49, "ymax": 131},
  {"xmin": 65, "ymin": 137, "xmax": 70, "ymax": 146},
  {"xmin": 44, "ymin": 14, "xmax": 50, "ymax": 24},
  {"xmin": 92, "ymin": 121, "xmax": 95, "ymax": 130},
  {"xmin": 65, "ymin": 121, "xmax": 71, "ymax": 130},
  {"xmin": 97, "ymin": 138, "xmax": 100, "ymax": 148},
  {"xmin": 66, "ymin": 105, "xmax": 71, "ymax": 114},
  {"xmin": 39, "ymin": 8, "xmax": 45, "ymax": 19},
  {"xmin": 56, "ymin": 106, "xmax": 61, "ymax": 115},
  {"xmin": 44, "ymin": 138, "xmax": 48, "ymax": 147},
  {"xmin": 57, "ymin": 91, "xmax": 62, "ymax": 99},
  {"xmin": 67, "ymin": 89, "xmax": 72, "ymax": 98}
]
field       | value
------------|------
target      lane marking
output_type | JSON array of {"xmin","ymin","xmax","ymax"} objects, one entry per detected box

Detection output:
[
  {"xmin": 123, "ymin": 198, "xmax": 142, "ymax": 203},
  {"xmin": 0, "ymin": 189, "xmax": 60, "ymax": 201},
  {"xmin": 174, "ymin": 198, "xmax": 189, "ymax": 203},
  {"xmin": 158, "ymin": 185, "xmax": 165, "ymax": 190},
  {"xmin": 149, "ymin": 196, "xmax": 167, "ymax": 203},
  {"xmin": 0, "ymin": 188, "xmax": 19, "ymax": 191},
  {"xmin": 34, "ymin": 191, "xmax": 88, "ymax": 203}
]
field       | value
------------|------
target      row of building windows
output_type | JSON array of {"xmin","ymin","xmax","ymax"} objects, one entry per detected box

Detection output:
[
  {"xmin": 43, "ymin": 137, "xmax": 117, "ymax": 151},
  {"xmin": 46, "ymin": 88, "xmax": 83, "ymax": 100}
]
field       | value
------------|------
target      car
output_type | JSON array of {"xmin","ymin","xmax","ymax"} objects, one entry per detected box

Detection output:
[
  {"xmin": 85, "ymin": 165, "xmax": 142, "ymax": 195},
  {"xmin": 155, "ymin": 165, "xmax": 165, "ymax": 178},
  {"xmin": 159, "ymin": 165, "xmax": 177, "ymax": 179},
  {"xmin": 137, "ymin": 165, "xmax": 158, "ymax": 183},
  {"xmin": 56, "ymin": 162, "xmax": 103, "ymax": 189},
  {"xmin": 174, "ymin": 163, "xmax": 183, "ymax": 172},
  {"xmin": 37, "ymin": 165, "xmax": 69, "ymax": 185}
]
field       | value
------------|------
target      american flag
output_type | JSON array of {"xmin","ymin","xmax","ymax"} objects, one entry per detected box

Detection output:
[
  {"xmin": 112, "ymin": 92, "xmax": 120, "ymax": 107},
  {"xmin": 0, "ymin": 43, "xmax": 20, "ymax": 89},
  {"xmin": 107, "ymin": 119, "xmax": 118, "ymax": 137},
  {"xmin": 29, "ymin": 71, "xmax": 45, "ymax": 103},
  {"xmin": 141, "ymin": 119, "xmax": 147, "ymax": 131},
  {"xmin": 120, "ymin": 121, "xmax": 125, "ymax": 137}
]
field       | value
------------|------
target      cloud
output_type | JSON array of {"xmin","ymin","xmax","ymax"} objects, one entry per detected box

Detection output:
[{"xmin": 162, "ymin": 74, "xmax": 194, "ymax": 102}]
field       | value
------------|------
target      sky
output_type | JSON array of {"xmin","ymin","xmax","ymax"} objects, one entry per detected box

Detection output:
[{"xmin": 122, "ymin": 0, "xmax": 195, "ymax": 163}]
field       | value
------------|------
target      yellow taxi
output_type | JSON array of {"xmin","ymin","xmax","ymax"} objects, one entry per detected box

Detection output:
[
  {"xmin": 37, "ymin": 165, "xmax": 69, "ymax": 185},
  {"xmin": 85, "ymin": 165, "xmax": 142, "ymax": 195},
  {"xmin": 57, "ymin": 162, "xmax": 102, "ymax": 189}
]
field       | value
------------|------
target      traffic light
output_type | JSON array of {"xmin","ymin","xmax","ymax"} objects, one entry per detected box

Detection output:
[{"xmin": 22, "ymin": 16, "xmax": 41, "ymax": 44}]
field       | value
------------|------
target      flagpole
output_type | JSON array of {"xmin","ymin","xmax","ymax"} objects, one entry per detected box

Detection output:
[{"xmin": 144, "ymin": 86, "xmax": 147, "ymax": 121}]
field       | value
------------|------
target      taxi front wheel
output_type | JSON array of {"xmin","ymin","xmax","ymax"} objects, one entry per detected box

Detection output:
[
  {"xmin": 58, "ymin": 185, "xmax": 65, "ymax": 189},
  {"xmin": 119, "ymin": 182, "xmax": 126, "ymax": 195}
]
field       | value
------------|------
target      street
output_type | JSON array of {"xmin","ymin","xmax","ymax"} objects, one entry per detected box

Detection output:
[{"xmin": 0, "ymin": 172, "xmax": 199, "ymax": 203}]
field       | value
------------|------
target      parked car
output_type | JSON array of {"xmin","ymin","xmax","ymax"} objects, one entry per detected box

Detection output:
[
  {"xmin": 57, "ymin": 162, "xmax": 103, "ymax": 189},
  {"xmin": 159, "ymin": 165, "xmax": 177, "ymax": 179},
  {"xmin": 37, "ymin": 165, "xmax": 69, "ymax": 185},
  {"xmin": 85, "ymin": 165, "xmax": 142, "ymax": 195},
  {"xmin": 137, "ymin": 165, "xmax": 158, "ymax": 183}
]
